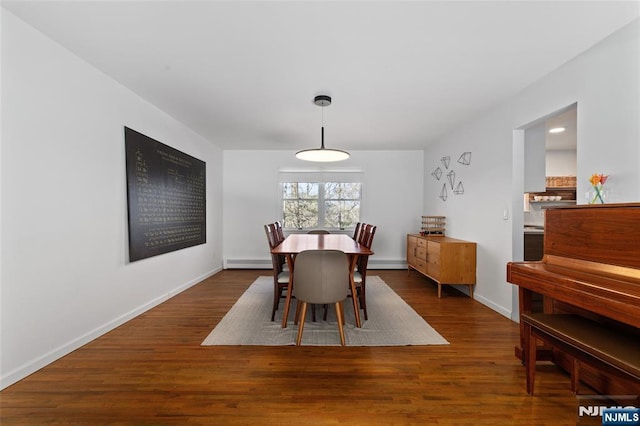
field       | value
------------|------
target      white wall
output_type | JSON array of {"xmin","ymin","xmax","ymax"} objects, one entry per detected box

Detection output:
[
  {"xmin": 523, "ymin": 122, "xmax": 546, "ymax": 192},
  {"xmin": 546, "ymin": 149, "xmax": 577, "ymax": 177},
  {"xmin": 223, "ymin": 150, "xmax": 424, "ymax": 269},
  {"xmin": 1, "ymin": 11, "xmax": 223, "ymax": 389},
  {"xmin": 423, "ymin": 19, "xmax": 640, "ymax": 319}
]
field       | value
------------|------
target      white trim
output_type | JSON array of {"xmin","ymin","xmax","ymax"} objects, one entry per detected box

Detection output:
[
  {"xmin": 278, "ymin": 168, "xmax": 364, "ymax": 174},
  {"xmin": 224, "ymin": 258, "xmax": 273, "ymax": 269},
  {"xmin": 278, "ymin": 170, "xmax": 364, "ymax": 183},
  {"xmin": 225, "ymin": 258, "xmax": 407, "ymax": 270},
  {"xmin": 0, "ymin": 267, "xmax": 222, "ymax": 390},
  {"xmin": 473, "ymin": 292, "xmax": 512, "ymax": 319}
]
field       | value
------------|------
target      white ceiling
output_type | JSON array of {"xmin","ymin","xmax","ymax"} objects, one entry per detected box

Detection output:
[{"xmin": 3, "ymin": 1, "xmax": 638, "ymax": 151}]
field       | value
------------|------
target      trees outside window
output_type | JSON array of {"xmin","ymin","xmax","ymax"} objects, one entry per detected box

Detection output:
[{"xmin": 282, "ymin": 182, "xmax": 361, "ymax": 230}]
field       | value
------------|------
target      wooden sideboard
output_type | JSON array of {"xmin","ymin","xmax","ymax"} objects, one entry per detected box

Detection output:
[{"xmin": 407, "ymin": 234, "xmax": 477, "ymax": 298}]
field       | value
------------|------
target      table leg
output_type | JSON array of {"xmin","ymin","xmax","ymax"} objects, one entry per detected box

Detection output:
[{"xmin": 281, "ymin": 254, "xmax": 295, "ymax": 328}]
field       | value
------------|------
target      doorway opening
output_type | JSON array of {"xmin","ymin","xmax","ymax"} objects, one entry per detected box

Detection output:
[{"xmin": 510, "ymin": 102, "xmax": 577, "ymax": 321}]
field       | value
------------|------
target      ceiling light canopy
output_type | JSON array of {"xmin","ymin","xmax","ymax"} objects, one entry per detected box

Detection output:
[
  {"xmin": 549, "ymin": 127, "xmax": 566, "ymax": 134},
  {"xmin": 296, "ymin": 95, "xmax": 350, "ymax": 162}
]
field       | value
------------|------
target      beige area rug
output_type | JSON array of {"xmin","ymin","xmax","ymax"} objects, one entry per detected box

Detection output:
[{"xmin": 201, "ymin": 276, "xmax": 449, "ymax": 346}]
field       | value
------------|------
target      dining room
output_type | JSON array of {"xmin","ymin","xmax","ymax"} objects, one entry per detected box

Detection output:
[{"xmin": 2, "ymin": 1, "xmax": 640, "ymax": 423}]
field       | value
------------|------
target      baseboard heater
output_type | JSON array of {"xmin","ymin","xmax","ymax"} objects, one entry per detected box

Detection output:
[{"xmin": 224, "ymin": 258, "xmax": 407, "ymax": 270}]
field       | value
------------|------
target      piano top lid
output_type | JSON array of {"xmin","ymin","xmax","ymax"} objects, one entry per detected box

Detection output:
[{"xmin": 544, "ymin": 202, "xmax": 640, "ymax": 270}]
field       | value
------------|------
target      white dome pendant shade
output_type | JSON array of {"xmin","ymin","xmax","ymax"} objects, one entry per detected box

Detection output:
[
  {"xmin": 296, "ymin": 95, "xmax": 350, "ymax": 162},
  {"xmin": 295, "ymin": 127, "xmax": 350, "ymax": 162}
]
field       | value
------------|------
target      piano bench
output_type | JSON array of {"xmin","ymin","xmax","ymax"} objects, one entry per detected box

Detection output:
[{"xmin": 521, "ymin": 312, "xmax": 640, "ymax": 395}]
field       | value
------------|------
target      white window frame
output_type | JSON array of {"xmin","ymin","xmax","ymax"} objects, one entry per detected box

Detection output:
[{"xmin": 279, "ymin": 169, "xmax": 364, "ymax": 232}]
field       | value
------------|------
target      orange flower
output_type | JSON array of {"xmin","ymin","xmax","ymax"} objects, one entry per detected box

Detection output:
[
  {"xmin": 589, "ymin": 173, "xmax": 608, "ymax": 186},
  {"xmin": 589, "ymin": 173, "xmax": 608, "ymax": 204}
]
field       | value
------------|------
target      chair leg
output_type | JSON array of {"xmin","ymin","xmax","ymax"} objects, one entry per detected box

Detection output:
[
  {"xmin": 276, "ymin": 288, "xmax": 282, "ymax": 309},
  {"xmin": 296, "ymin": 302, "xmax": 308, "ymax": 346},
  {"xmin": 359, "ymin": 282, "xmax": 368, "ymax": 321},
  {"xmin": 271, "ymin": 284, "xmax": 280, "ymax": 321},
  {"xmin": 281, "ymin": 273, "xmax": 294, "ymax": 328},
  {"xmin": 294, "ymin": 299, "xmax": 301, "ymax": 325},
  {"xmin": 294, "ymin": 300, "xmax": 316, "ymax": 323},
  {"xmin": 349, "ymin": 280, "xmax": 361, "ymax": 328},
  {"xmin": 335, "ymin": 301, "xmax": 345, "ymax": 346}
]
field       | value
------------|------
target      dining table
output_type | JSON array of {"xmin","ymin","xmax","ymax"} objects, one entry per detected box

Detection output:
[{"xmin": 271, "ymin": 233, "xmax": 374, "ymax": 328}]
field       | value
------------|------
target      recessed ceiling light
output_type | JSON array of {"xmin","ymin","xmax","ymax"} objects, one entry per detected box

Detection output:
[{"xmin": 549, "ymin": 127, "xmax": 565, "ymax": 134}]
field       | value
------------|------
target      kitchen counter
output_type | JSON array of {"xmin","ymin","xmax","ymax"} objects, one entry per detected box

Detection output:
[{"xmin": 524, "ymin": 225, "xmax": 544, "ymax": 234}]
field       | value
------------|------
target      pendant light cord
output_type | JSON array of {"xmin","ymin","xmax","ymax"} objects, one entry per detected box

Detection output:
[{"xmin": 320, "ymin": 103, "xmax": 325, "ymax": 149}]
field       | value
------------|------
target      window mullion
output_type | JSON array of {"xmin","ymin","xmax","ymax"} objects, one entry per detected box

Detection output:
[{"xmin": 318, "ymin": 183, "xmax": 326, "ymax": 228}]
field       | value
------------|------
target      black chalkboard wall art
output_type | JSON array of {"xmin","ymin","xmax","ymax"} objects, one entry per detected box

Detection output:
[{"xmin": 124, "ymin": 127, "xmax": 206, "ymax": 262}]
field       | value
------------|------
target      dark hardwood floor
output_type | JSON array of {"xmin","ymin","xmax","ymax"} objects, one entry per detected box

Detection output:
[{"xmin": 1, "ymin": 270, "xmax": 585, "ymax": 424}]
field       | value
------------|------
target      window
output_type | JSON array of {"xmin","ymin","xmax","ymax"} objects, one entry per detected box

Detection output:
[
  {"xmin": 282, "ymin": 182, "xmax": 319, "ymax": 229},
  {"xmin": 323, "ymin": 182, "xmax": 361, "ymax": 228},
  {"xmin": 281, "ymin": 177, "xmax": 362, "ymax": 230}
]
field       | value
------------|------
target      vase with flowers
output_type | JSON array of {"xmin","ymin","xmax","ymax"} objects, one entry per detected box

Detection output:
[{"xmin": 588, "ymin": 173, "xmax": 608, "ymax": 204}]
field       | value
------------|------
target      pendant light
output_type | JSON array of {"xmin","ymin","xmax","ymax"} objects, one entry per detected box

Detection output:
[{"xmin": 296, "ymin": 95, "xmax": 350, "ymax": 162}]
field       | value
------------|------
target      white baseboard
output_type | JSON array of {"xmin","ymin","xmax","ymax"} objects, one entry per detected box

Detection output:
[
  {"xmin": 225, "ymin": 258, "xmax": 407, "ymax": 270},
  {"xmin": 473, "ymin": 292, "xmax": 512, "ymax": 319},
  {"xmin": 405, "ymin": 277, "xmax": 514, "ymax": 321},
  {"xmin": 0, "ymin": 266, "xmax": 222, "ymax": 391},
  {"xmin": 225, "ymin": 258, "xmax": 273, "ymax": 269}
]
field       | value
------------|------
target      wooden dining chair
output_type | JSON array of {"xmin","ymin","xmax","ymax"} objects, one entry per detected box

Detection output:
[
  {"xmin": 353, "ymin": 224, "xmax": 376, "ymax": 320},
  {"xmin": 364, "ymin": 224, "xmax": 376, "ymax": 247},
  {"xmin": 357, "ymin": 223, "xmax": 371, "ymax": 246},
  {"xmin": 292, "ymin": 250, "xmax": 350, "ymax": 346},
  {"xmin": 264, "ymin": 223, "xmax": 290, "ymax": 321},
  {"xmin": 352, "ymin": 222, "xmax": 362, "ymax": 241},
  {"xmin": 274, "ymin": 220, "xmax": 285, "ymax": 243},
  {"xmin": 273, "ymin": 221, "xmax": 289, "ymax": 271}
]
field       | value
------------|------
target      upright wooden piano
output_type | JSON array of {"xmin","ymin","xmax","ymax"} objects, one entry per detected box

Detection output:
[{"xmin": 507, "ymin": 203, "xmax": 640, "ymax": 395}]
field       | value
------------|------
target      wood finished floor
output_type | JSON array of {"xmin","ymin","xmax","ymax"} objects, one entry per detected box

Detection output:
[{"xmin": 1, "ymin": 270, "xmax": 585, "ymax": 425}]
